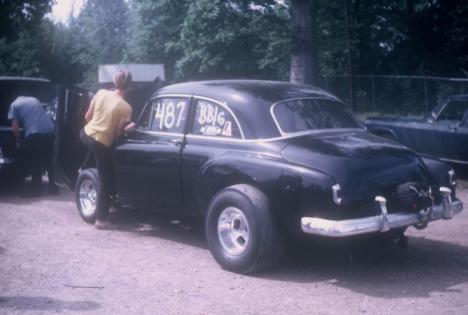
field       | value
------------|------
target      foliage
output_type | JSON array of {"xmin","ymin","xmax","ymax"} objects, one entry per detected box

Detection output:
[
  {"xmin": 0, "ymin": 0, "xmax": 52, "ymax": 39},
  {"xmin": 0, "ymin": 0, "xmax": 467, "ymax": 96},
  {"xmin": 126, "ymin": 0, "xmax": 189, "ymax": 81},
  {"xmin": 67, "ymin": 0, "xmax": 130, "ymax": 82}
]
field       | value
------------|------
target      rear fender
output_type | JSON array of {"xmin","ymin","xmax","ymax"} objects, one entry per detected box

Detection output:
[{"xmin": 195, "ymin": 153, "xmax": 337, "ymax": 231}]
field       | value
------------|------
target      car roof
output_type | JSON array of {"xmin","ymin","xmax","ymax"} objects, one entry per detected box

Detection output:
[{"xmin": 155, "ymin": 80, "xmax": 341, "ymax": 139}]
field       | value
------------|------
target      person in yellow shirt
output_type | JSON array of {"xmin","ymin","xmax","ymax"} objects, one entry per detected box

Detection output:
[{"xmin": 80, "ymin": 70, "xmax": 135, "ymax": 229}]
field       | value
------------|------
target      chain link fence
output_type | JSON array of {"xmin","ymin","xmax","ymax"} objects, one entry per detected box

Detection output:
[{"xmin": 317, "ymin": 75, "xmax": 468, "ymax": 116}]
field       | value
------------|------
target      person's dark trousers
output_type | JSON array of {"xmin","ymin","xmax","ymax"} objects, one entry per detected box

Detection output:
[
  {"xmin": 79, "ymin": 130, "xmax": 113, "ymax": 221},
  {"xmin": 22, "ymin": 133, "xmax": 56, "ymax": 194}
]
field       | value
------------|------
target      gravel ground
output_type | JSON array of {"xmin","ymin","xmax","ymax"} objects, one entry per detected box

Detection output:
[{"xmin": 1, "ymin": 180, "xmax": 468, "ymax": 315}]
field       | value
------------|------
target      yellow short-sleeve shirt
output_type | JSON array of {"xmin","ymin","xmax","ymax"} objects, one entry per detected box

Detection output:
[{"xmin": 84, "ymin": 89, "xmax": 132, "ymax": 147}]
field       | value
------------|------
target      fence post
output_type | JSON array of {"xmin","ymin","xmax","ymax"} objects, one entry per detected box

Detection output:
[
  {"xmin": 371, "ymin": 76, "xmax": 376, "ymax": 113},
  {"xmin": 424, "ymin": 77, "xmax": 428, "ymax": 114}
]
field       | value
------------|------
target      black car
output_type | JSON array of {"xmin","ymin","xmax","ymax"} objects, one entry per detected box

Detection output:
[
  {"xmin": 57, "ymin": 80, "xmax": 463, "ymax": 273},
  {"xmin": 365, "ymin": 95, "xmax": 468, "ymax": 166},
  {"xmin": 0, "ymin": 77, "xmax": 58, "ymax": 181}
]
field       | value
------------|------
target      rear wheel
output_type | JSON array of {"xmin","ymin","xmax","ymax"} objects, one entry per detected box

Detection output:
[
  {"xmin": 75, "ymin": 168, "xmax": 104, "ymax": 224},
  {"xmin": 205, "ymin": 184, "xmax": 284, "ymax": 274}
]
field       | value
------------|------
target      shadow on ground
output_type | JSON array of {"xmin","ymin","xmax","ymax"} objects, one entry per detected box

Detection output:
[
  {"xmin": 107, "ymin": 208, "xmax": 208, "ymax": 250},
  {"xmin": 261, "ymin": 236, "xmax": 468, "ymax": 299},
  {"xmin": 0, "ymin": 296, "xmax": 99, "ymax": 312},
  {"xmin": 0, "ymin": 180, "xmax": 72, "ymax": 206},
  {"xmin": 2, "ymin": 177, "xmax": 467, "ymax": 301},
  {"xmin": 107, "ymin": 206, "xmax": 468, "ymax": 300}
]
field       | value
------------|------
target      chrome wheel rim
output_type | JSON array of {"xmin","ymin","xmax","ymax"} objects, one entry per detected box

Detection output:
[
  {"xmin": 79, "ymin": 179, "xmax": 97, "ymax": 217},
  {"xmin": 217, "ymin": 207, "xmax": 250, "ymax": 256}
]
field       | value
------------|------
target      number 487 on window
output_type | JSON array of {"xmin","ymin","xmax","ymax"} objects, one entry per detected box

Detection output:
[{"xmin": 154, "ymin": 101, "xmax": 186, "ymax": 130}]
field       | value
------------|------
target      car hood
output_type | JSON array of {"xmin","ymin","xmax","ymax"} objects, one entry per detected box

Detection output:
[{"xmin": 281, "ymin": 130, "xmax": 431, "ymax": 198}]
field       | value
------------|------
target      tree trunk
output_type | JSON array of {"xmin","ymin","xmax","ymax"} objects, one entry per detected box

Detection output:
[
  {"xmin": 345, "ymin": 0, "xmax": 355, "ymax": 111},
  {"xmin": 290, "ymin": 0, "xmax": 316, "ymax": 85}
]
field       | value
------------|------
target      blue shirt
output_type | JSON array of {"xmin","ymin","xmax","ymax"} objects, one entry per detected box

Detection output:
[{"xmin": 8, "ymin": 96, "xmax": 55, "ymax": 137}]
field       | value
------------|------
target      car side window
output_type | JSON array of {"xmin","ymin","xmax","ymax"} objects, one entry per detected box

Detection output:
[
  {"xmin": 438, "ymin": 100, "xmax": 468, "ymax": 122},
  {"xmin": 191, "ymin": 99, "xmax": 242, "ymax": 138},
  {"xmin": 147, "ymin": 97, "xmax": 190, "ymax": 133}
]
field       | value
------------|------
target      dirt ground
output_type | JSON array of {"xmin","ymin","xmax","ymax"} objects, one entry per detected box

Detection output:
[{"xmin": 1, "ymin": 179, "xmax": 468, "ymax": 315}]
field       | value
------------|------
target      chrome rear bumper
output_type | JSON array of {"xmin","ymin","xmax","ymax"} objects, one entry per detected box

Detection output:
[{"xmin": 301, "ymin": 187, "xmax": 463, "ymax": 237}]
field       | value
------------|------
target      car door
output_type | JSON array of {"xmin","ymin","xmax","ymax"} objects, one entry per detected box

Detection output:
[
  {"xmin": 181, "ymin": 97, "xmax": 245, "ymax": 214},
  {"xmin": 54, "ymin": 86, "xmax": 89, "ymax": 187},
  {"xmin": 429, "ymin": 99, "xmax": 468, "ymax": 161},
  {"xmin": 113, "ymin": 95, "xmax": 191, "ymax": 212},
  {"xmin": 450, "ymin": 107, "xmax": 468, "ymax": 163}
]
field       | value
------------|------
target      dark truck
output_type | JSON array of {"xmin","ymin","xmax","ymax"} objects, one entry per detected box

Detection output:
[
  {"xmin": 55, "ymin": 80, "xmax": 463, "ymax": 273},
  {"xmin": 365, "ymin": 95, "xmax": 468, "ymax": 167}
]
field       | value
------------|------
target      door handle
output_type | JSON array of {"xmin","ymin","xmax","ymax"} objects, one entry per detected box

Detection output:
[{"xmin": 170, "ymin": 139, "xmax": 184, "ymax": 146}]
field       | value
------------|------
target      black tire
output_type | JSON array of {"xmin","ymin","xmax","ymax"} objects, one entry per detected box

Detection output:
[
  {"xmin": 75, "ymin": 168, "xmax": 107, "ymax": 224},
  {"xmin": 205, "ymin": 184, "xmax": 284, "ymax": 274}
]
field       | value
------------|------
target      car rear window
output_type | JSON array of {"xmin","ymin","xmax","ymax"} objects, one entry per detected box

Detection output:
[{"xmin": 272, "ymin": 98, "xmax": 361, "ymax": 134}]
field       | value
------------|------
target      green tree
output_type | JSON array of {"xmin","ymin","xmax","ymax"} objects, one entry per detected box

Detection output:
[
  {"xmin": 176, "ymin": 0, "xmax": 289, "ymax": 81},
  {"xmin": 126, "ymin": 0, "xmax": 189, "ymax": 81},
  {"xmin": 0, "ymin": 0, "xmax": 52, "ymax": 39},
  {"xmin": 70, "ymin": 0, "xmax": 130, "ymax": 82}
]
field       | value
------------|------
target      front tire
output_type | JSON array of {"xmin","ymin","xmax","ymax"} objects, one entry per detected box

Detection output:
[
  {"xmin": 205, "ymin": 184, "xmax": 284, "ymax": 274},
  {"xmin": 75, "ymin": 168, "xmax": 103, "ymax": 224}
]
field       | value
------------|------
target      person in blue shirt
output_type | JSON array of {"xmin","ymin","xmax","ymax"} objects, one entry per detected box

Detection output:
[{"xmin": 8, "ymin": 96, "xmax": 59, "ymax": 196}]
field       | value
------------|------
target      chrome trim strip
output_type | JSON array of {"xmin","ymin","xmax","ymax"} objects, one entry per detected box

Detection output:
[
  {"xmin": 448, "ymin": 169, "xmax": 457, "ymax": 186},
  {"xmin": 0, "ymin": 157, "xmax": 14, "ymax": 164},
  {"xmin": 301, "ymin": 199, "xmax": 463, "ymax": 237},
  {"xmin": 185, "ymin": 129, "xmax": 363, "ymax": 144},
  {"xmin": 269, "ymin": 96, "xmax": 362, "ymax": 137},
  {"xmin": 439, "ymin": 157, "xmax": 468, "ymax": 165},
  {"xmin": 332, "ymin": 184, "xmax": 342, "ymax": 205},
  {"xmin": 135, "ymin": 129, "xmax": 184, "ymax": 137},
  {"xmin": 155, "ymin": 94, "xmax": 192, "ymax": 98},
  {"xmin": 375, "ymin": 196, "xmax": 390, "ymax": 232}
]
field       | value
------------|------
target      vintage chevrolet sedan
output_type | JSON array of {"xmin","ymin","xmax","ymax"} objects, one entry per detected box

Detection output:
[{"xmin": 57, "ymin": 80, "xmax": 463, "ymax": 273}]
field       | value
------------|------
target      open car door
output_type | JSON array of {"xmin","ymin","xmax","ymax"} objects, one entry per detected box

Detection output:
[{"xmin": 54, "ymin": 87, "xmax": 89, "ymax": 189}]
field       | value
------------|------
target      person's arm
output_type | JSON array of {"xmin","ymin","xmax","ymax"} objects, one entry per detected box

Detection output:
[
  {"xmin": 11, "ymin": 119, "xmax": 20, "ymax": 147},
  {"xmin": 85, "ymin": 102, "xmax": 95, "ymax": 123},
  {"xmin": 116, "ymin": 120, "xmax": 136, "ymax": 139}
]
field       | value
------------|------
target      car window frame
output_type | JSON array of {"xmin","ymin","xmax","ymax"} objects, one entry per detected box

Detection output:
[
  {"xmin": 270, "ymin": 96, "xmax": 363, "ymax": 136},
  {"xmin": 188, "ymin": 96, "xmax": 245, "ymax": 140}
]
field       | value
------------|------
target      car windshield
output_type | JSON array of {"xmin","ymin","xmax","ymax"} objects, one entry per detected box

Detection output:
[{"xmin": 272, "ymin": 98, "xmax": 361, "ymax": 134}]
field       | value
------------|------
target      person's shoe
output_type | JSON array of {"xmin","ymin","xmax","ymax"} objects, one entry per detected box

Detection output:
[
  {"xmin": 94, "ymin": 220, "xmax": 118, "ymax": 230},
  {"xmin": 48, "ymin": 184, "xmax": 60, "ymax": 196}
]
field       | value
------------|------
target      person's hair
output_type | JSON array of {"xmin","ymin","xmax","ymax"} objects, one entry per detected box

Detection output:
[{"xmin": 113, "ymin": 70, "xmax": 133, "ymax": 91}]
